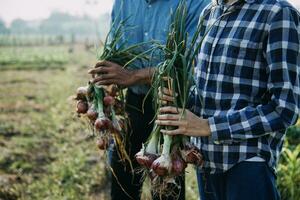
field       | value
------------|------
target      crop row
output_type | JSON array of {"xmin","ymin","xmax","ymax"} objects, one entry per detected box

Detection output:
[{"xmin": 0, "ymin": 46, "xmax": 70, "ymax": 70}]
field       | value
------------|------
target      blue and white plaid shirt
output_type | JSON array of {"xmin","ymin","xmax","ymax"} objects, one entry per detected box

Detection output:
[{"xmin": 191, "ymin": 0, "xmax": 300, "ymax": 173}]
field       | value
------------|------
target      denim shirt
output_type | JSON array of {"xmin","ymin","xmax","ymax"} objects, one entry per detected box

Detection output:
[{"xmin": 111, "ymin": 0, "xmax": 210, "ymax": 94}]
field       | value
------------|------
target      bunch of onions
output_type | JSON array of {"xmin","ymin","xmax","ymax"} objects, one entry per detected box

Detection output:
[
  {"xmin": 74, "ymin": 16, "xmax": 153, "ymax": 168},
  {"xmin": 74, "ymin": 83, "xmax": 120, "ymax": 150},
  {"xmin": 135, "ymin": 0, "xmax": 214, "ymax": 197}
]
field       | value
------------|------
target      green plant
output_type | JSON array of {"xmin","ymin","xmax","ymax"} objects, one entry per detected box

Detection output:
[
  {"xmin": 277, "ymin": 143, "xmax": 300, "ymax": 200},
  {"xmin": 286, "ymin": 124, "xmax": 300, "ymax": 145}
]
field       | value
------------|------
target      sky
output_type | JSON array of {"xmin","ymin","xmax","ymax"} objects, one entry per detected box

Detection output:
[
  {"xmin": 0, "ymin": 0, "xmax": 299, "ymax": 25},
  {"xmin": 0, "ymin": 0, "xmax": 114, "ymax": 25}
]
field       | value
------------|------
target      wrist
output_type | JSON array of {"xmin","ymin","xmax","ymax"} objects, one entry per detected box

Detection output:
[
  {"xmin": 127, "ymin": 70, "xmax": 138, "ymax": 86},
  {"xmin": 196, "ymin": 118, "xmax": 211, "ymax": 137},
  {"xmin": 202, "ymin": 119, "xmax": 211, "ymax": 137},
  {"xmin": 131, "ymin": 67, "xmax": 155, "ymax": 85}
]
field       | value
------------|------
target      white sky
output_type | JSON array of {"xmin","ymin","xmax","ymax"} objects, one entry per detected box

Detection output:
[
  {"xmin": 0, "ymin": 0, "xmax": 114, "ymax": 25},
  {"xmin": 0, "ymin": 0, "xmax": 299, "ymax": 26}
]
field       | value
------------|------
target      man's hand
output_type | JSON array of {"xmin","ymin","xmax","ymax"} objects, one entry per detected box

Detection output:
[
  {"xmin": 155, "ymin": 106, "xmax": 211, "ymax": 137},
  {"xmin": 88, "ymin": 60, "xmax": 155, "ymax": 87},
  {"xmin": 88, "ymin": 61, "xmax": 135, "ymax": 87}
]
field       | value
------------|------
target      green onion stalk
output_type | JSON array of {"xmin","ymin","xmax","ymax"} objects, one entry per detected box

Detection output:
[{"xmin": 135, "ymin": 1, "xmax": 199, "ymax": 179}]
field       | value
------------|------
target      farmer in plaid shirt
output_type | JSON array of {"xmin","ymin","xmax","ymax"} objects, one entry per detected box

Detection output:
[{"xmin": 156, "ymin": 0, "xmax": 300, "ymax": 199}]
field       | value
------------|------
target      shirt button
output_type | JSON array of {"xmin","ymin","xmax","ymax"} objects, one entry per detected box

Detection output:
[
  {"xmin": 144, "ymin": 32, "xmax": 149, "ymax": 36},
  {"xmin": 148, "ymin": 4, "xmax": 152, "ymax": 8}
]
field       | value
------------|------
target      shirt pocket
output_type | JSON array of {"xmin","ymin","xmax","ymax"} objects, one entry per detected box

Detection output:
[
  {"xmin": 221, "ymin": 39, "xmax": 262, "ymax": 79},
  {"xmin": 224, "ymin": 39, "xmax": 260, "ymax": 61}
]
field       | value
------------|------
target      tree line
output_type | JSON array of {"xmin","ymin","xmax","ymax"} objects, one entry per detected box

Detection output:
[{"xmin": 0, "ymin": 12, "xmax": 110, "ymax": 38}]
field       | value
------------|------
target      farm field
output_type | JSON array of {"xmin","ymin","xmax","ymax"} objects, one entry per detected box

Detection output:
[
  {"xmin": 0, "ymin": 46, "xmax": 69, "ymax": 70},
  {"xmin": 0, "ymin": 45, "xmax": 111, "ymax": 200},
  {"xmin": 0, "ymin": 44, "xmax": 199, "ymax": 200},
  {"xmin": 0, "ymin": 44, "xmax": 299, "ymax": 200}
]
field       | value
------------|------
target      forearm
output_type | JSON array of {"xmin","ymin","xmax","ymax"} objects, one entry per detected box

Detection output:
[{"xmin": 130, "ymin": 67, "xmax": 155, "ymax": 85}]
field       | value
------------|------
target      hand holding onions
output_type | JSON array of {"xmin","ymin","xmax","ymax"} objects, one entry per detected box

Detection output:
[
  {"xmin": 156, "ymin": 105, "xmax": 211, "ymax": 137},
  {"xmin": 73, "ymin": 16, "xmax": 151, "ymax": 169},
  {"xmin": 157, "ymin": 86, "xmax": 211, "ymax": 137}
]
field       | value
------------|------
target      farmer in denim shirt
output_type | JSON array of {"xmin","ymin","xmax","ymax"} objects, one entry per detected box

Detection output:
[{"xmin": 89, "ymin": 0, "xmax": 209, "ymax": 199}]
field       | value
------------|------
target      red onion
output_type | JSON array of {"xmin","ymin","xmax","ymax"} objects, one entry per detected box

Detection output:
[
  {"xmin": 94, "ymin": 117, "xmax": 112, "ymax": 131},
  {"xmin": 181, "ymin": 145, "xmax": 203, "ymax": 166},
  {"xmin": 76, "ymin": 100, "xmax": 88, "ymax": 114},
  {"xmin": 87, "ymin": 107, "xmax": 98, "ymax": 122},
  {"xmin": 171, "ymin": 153, "xmax": 187, "ymax": 176},
  {"xmin": 151, "ymin": 154, "xmax": 172, "ymax": 176},
  {"xmin": 76, "ymin": 86, "xmax": 88, "ymax": 100},
  {"xmin": 103, "ymin": 95, "xmax": 115, "ymax": 106},
  {"xmin": 135, "ymin": 151, "xmax": 159, "ymax": 169}
]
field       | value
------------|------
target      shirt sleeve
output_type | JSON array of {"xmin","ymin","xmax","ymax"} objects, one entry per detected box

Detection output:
[
  {"xmin": 109, "ymin": 0, "xmax": 122, "ymax": 41},
  {"xmin": 208, "ymin": 7, "xmax": 300, "ymax": 143}
]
